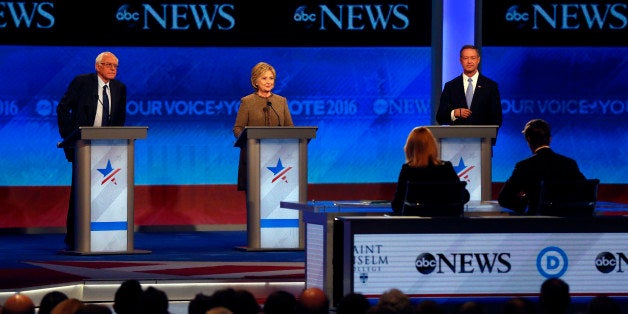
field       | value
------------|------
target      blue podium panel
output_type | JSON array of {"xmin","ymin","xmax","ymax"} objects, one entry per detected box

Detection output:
[
  {"xmin": 260, "ymin": 139, "xmax": 300, "ymax": 249},
  {"xmin": 90, "ymin": 140, "xmax": 129, "ymax": 252}
]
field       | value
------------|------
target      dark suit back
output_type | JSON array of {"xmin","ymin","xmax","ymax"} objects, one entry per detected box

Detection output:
[
  {"xmin": 498, "ymin": 148, "xmax": 586, "ymax": 214},
  {"xmin": 391, "ymin": 161, "xmax": 468, "ymax": 214}
]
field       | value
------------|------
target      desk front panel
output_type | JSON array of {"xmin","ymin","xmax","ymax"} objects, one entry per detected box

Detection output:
[{"xmin": 334, "ymin": 216, "xmax": 628, "ymax": 301}]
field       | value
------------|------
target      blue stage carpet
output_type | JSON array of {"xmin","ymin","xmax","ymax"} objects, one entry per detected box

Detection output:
[{"xmin": 0, "ymin": 231, "xmax": 305, "ymax": 290}]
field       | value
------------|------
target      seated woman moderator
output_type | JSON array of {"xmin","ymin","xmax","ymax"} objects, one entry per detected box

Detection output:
[{"xmin": 391, "ymin": 126, "xmax": 469, "ymax": 215}]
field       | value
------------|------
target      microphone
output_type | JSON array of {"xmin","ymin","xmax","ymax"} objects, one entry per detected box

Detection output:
[{"xmin": 267, "ymin": 101, "xmax": 281, "ymax": 126}]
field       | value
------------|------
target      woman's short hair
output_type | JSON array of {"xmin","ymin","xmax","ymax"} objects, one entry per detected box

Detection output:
[{"xmin": 250, "ymin": 62, "xmax": 276, "ymax": 90}]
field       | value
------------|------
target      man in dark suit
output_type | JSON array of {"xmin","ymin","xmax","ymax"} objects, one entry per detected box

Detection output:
[
  {"xmin": 56, "ymin": 51, "xmax": 127, "ymax": 250},
  {"xmin": 436, "ymin": 45, "xmax": 502, "ymax": 132},
  {"xmin": 498, "ymin": 119, "xmax": 586, "ymax": 215}
]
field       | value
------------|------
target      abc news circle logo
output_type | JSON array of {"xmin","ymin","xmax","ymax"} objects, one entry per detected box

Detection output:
[
  {"xmin": 505, "ymin": 5, "xmax": 529, "ymax": 22},
  {"xmin": 595, "ymin": 252, "xmax": 619, "ymax": 273},
  {"xmin": 116, "ymin": 4, "xmax": 140, "ymax": 21},
  {"xmin": 294, "ymin": 6, "xmax": 316, "ymax": 23},
  {"xmin": 415, "ymin": 253, "xmax": 437, "ymax": 274}
]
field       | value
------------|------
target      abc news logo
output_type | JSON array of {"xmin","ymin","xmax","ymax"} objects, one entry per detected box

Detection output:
[
  {"xmin": 114, "ymin": 3, "xmax": 235, "ymax": 30},
  {"xmin": 504, "ymin": 3, "xmax": 628, "ymax": 30},
  {"xmin": 415, "ymin": 250, "xmax": 628, "ymax": 276},
  {"xmin": 595, "ymin": 252, "xmax": 628, "ymax": 273},
  {"xmin": 293, "ymin": 4, "xmax": 410, "ymax": 30},
  {"xmin": 415, "ymin": 252, "xmax": 512, "ymax": 275}
]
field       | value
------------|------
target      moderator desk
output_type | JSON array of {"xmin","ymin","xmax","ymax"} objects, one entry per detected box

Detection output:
[
  {"xmin": 282, "ymin": 200, "xmax": 628, "ymax": 306},
  {"xmin": 280, "ymin": 200, "xmax": 510, "ymax": 305}
]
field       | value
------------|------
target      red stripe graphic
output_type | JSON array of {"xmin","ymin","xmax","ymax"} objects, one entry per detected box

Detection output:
[
  {"xmin": 102, "ymin": 168, "xmax": 121, "ymax": 185},
  {"xmin": 272, "ymin": 167, "xmax": 292, "ymax": 183}
]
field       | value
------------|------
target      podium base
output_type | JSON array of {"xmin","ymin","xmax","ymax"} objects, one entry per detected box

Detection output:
[
  {"xmin": 57, "ymin": 249, "xmax": 152, "ymax": 256},
  {"xmin": 235, "ymin": 246, "xmax": 304, "ymax": 252}
]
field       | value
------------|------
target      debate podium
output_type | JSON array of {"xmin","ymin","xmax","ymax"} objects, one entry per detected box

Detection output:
[
  {"xmin": 235, "ymin": 126, "xmax": 317, "ymax": 251},
  {"xmin": 58, "ymin": 126, "xmax": 148, "ymax": 255},
  {"xmin": 426, "ymin": 125, "xmax": 498, "ymax": 202}
]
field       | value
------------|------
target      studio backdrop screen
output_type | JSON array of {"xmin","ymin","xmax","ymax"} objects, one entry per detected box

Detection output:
[
  {"xmin": 481, "ymin": 0, "xmax": 627, "ymax": 185},
  {"xmin": 0, "ymin": 0, "xmax": 626, "ymax": 188},
  {"xmin": 0, "ymin": 0, "xmax": 432, "ymax": 186}
]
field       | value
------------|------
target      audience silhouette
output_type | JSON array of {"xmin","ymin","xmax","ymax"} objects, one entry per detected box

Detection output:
[
  {"xmin": 415, "ymin": 300, "xmax": 445, "ymax": 314},
  {"xmin": 50, "ymin": 298, "xmax": 85, "ymax": 314},
  {"xmin": 113, "ymin": 279, "xmax": 143, "ymax": 314},
  {"xmin": 2, "ymin": 293, "xmax": 35, "ymax": 314},
  {"xmin": 502, "ymin": 297, "xmax": 535, "ymax": 314},
  {"xmin": 297, "ymin": 287, "xmax": 329, "ymax": 314},
  {"xmin": 75, "ymin": 304, "xmax": 112, "ymax": 314},
  {"xmin": 586, "ymin": 295, "xmax": 620, "ymax": 314},
  {"xmin": 138, "ymin": 286, "xmax": 169, "ymax": 314},
  {"xmin": 539, "ymin": 278, "xmax": 571, "ymax": 314},
  {"xmin": 39, "ymin": 291, "xmax": 69, "ymax": 314},
  {"xmin": 336, "ymin": 292, "xmax": 371, "ymax": 314},
  {"xmin": 370, "ymin": 288, "xmax": 413, "ymax": 314},
  {"xmin": 3, "ymin": 276, "xmax": 622, "ymax": 314},
  {"xmin": 455, "ymin": 301, "xmax": 484, "ymax": 314},
  {"xmin": 263, "ymin": 290, "xmax": 297, "ymax": 314},
  {"xmin": 188, "ymin": 293, "xmax": 213, "ymax": 314}
]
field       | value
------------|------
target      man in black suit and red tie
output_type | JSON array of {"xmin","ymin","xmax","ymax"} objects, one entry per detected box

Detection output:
[
  {"xmin": 436, "ymin": 44, "xmax": 503, "ymax": 133},
  {"xmin": 56, "ymin": 51, "xmax": 127, "ymax": 250}
]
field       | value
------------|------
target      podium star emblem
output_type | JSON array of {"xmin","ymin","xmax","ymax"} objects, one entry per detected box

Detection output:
[
  {"xmin": 98, "ymin": 160, "xmax": 121, "ymax": 185},
  {"xmin": 267, "ymin": 158, "xmax": 293, "ymax": 183},
  {"xmin": 454, "ymin": 158, "xmax": 474, "ymax": 183}
]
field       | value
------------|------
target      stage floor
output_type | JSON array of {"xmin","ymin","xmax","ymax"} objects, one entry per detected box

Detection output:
[{"xmin": 0, "ymin": 231, "xmax": 306, "ymax": 311}]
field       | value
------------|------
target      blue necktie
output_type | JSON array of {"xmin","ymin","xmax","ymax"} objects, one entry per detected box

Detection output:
[
  {"xmin": 465, "ymin": 78, "xmax": 473, "ymax": 108},
  {"xmin": 102, "ymin": 85, "xmax": 110, "ymax": 126}
]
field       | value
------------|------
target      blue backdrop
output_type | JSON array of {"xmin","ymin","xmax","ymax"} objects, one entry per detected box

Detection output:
[{"xmin": 0, "ymin": 46, "xmax": 625, "ymax": 186}]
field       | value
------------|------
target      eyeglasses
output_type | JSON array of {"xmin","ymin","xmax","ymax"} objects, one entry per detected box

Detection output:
[{"xmin": 100, "ymin": 62, "xmax": 119, "ymax": 69}]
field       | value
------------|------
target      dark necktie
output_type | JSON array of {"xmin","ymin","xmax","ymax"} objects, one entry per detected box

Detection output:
[
  {"xmin": 102, "ymin": 85, "xmax": 110, "ymax": 126},
  {"xmin": 465, "ymin": 78, "xmax": 473, "ymax": 108}
]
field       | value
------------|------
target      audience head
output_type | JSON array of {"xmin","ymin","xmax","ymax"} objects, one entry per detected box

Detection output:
[
  {"xmin": 404, "ymin": 127, "xmax": 441, "ymax": 167},
  {"xmin": 587, "ymin": 295, "xmax": 620, "ymax": 314},
  {"xmin": 297, "ymin": 287, "xmax": 329, "ymax": 314},
  {"xmin": 455, "ymin": 301, "xmax": 483, "ymax": 314},
  {"xmin": 522, "ymin": 119, "xmax": 551, "ymax": 151},
  {"xmin": 232, "ymin": 289, "xmax": 261, "ymax": 314},
  {"xmin": 502, "ymin": 297, "xmax": 535, "ymax": 314},
  {"xmin": 188, "ymin": 293, "xmax": 213, "ymax": 314},
  {"xmin": 207, "ymin": 307, "xmax": 234, "ymax": 314},
  {"xmin": 209, "ymin": 288, "xmax": 238, "ymax": 314},
  {"xmin": 337, "ymin": 293, "xmax": 371, "ymax": 314},
  {"xmin": 375, "ymin": 288, "xmax": 413, "ymax": 314},
  {"xmin": 138, "ymin": 286, "xmax": 169, "ymax": 314},
  {"xmin": 263, "ymin": 290, "xmax": 296, "ymax": 314},
  {"xmin": 336, "ymin": 292, "xmax": 371, "ymax": 314},
  {"xmin": 75, "ymin": 304, "xmax": 112, "ymax": 314},
  {"xmin": 415, "ymin": 300, "xmax": 445, "ymax": 314},
  {"xmin": 39, "ymin": 291, "xmax": 69, "ymax": 314},
  {"xmin": 113, "ymin": 279, "xmax": 143, "ymax": 314},
  {"xmin": 50, "ymin": 298, "xmax": 85, "ymax": 314},
  {"xmin": 2, "ymin": 293, "xmax": 35, "ymax": 314},
  {"xmin": 539, "ymin": 277, "xmax": 571, "ymax": 314}
]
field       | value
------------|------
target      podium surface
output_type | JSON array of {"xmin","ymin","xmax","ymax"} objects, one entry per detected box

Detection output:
[
  {"xmin": 59, "ymin": 126, "xmax": 148, "ymax": 255},
  {"xmin": 236, "ymin": 126, "xmax": 317, "ymax": 251}
]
